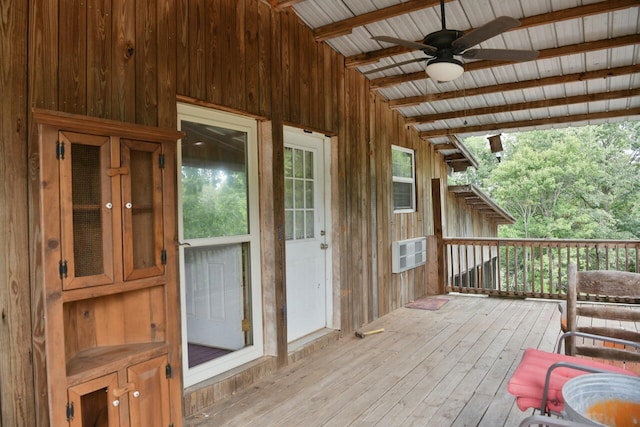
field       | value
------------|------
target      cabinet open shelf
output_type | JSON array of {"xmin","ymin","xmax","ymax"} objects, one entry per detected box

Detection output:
[{"xmin": 66, "ymin": 342, "xmax": 168, "ymax": 385}]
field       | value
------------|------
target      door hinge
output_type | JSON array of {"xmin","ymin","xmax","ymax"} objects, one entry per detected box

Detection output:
[
  {"xmin": 66, "ymin": 402, "xmax": 74, "ymax": 421},
  {"xmin": 165, "ymin": 363, "xmax": 172, "ymax": 379},
  {"xmin": 159, "ymin": 154, "xmax": 165, "ymax": 169},
  {"xmin": 59, "ymin": 260, "xmax": 68, "ymax": 279},
  {"xmin": 56, "ymin": 141, "xmax": 65, "ymax": 160},
  {"xmin": 242, "ymin": 318, "xmax": 251, "ymax": 332},
  {"xmin": 161, "ymin": 249, "xmax": 167, "ymax": 265}
]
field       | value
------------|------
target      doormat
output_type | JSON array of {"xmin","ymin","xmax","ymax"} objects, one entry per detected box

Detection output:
[{"xmin": 405, "ymin": 297, "xmax": 448, "ymax": 311}]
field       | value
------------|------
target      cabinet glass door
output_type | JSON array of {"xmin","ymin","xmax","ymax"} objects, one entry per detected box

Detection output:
[
  {"xmin": 68, "ymin": 373, "xmax": 120, "ymax": 427},
  {"xmin": 59, "ymin": 131, "xmax": 115, "ymax": 290},
  {"xmin": 121, "ymin": 140, "xmax": 164, "ymax": 280}
]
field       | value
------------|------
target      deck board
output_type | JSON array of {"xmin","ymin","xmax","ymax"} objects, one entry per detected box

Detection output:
[{"xmin": 185, "ymin": 295, "xmax": 566, "ymax": 426}]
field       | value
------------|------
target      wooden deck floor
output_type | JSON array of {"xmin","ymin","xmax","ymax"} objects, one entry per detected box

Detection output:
[{"xmin": 185, "ymin": 295, "xmax": 564, "ymax": 427}]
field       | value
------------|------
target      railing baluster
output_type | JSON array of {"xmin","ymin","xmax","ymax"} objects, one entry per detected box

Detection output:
[{"xmin": 442, "ymin": 238, "xmax": 640, "ymax": 299}]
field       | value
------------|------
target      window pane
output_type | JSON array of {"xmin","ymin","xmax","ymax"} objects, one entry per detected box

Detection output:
[
  {"xmin": 284, "ymin": 178, "xmax": 293, "ymax": 209},
  {"xmin": 304, "ymin": 150, "xmax": 313, "ymax": 179},
  {"xmin": 294, "ymin": 180, "xmax": 304, "ymax": 209},
  {"xmin": 284, "ymin": 147, "xmax": 293, "ymax": 178},
  {"xmin": 294, "ymin": 149, "xmax": 304, "ymax": 178},
  {"xmin": 305, "ymin": 210, "xmax": 314, "ymax": 238},
  {"xmin": 181, "ymin": 120, "xmax": 248, "ymax": 239},
  {"xmin": 285, "ymin": 211, "xmax": 293, "ymax": 240},
  {"xmin": 295, "ymin": 211, "xmax": 304, "ymax": 239},
  {"xmin": 305, "ymin": 181, "xmax": 314, "ymax": 208},
  {"xmin": 393, "ymin": 182, "xmax": 413, "ymax": 210},
  {"xmin": 392, "ymin": 149, "xmax": 413, "ymax": 178}
]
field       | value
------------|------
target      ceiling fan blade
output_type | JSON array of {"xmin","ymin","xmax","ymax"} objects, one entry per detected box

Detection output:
[
  {"xmin": 363, "ymin": 58, "xmax": 427, "ymax": 75},
  {"xmin": 461, "ymin": 48, "xmax": 539, "ymax": 62},
  {"xmin": 371, "ymin": 36, "xmax": 438, "ymax": 55},
  {"xmin": 451, "ymin": 16, "xmax": 521, "ymax": 52}
]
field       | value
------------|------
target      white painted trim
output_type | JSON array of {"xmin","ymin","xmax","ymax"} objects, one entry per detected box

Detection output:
[{"xmin": 176, "ymin": 103, "xmax": 264, "ymax": 387}]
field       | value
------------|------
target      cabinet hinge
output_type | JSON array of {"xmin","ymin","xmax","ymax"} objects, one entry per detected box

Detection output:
[
  {"xmin": 159, "ymin": 154, "xmax": 165, "ymax": 169},
  {"xmin": 161, "ymin": 249, "xmax": 167, "ymax": 265},
  {"xmin": 59, "ymin": 260, "xmax": 68, "ymax": 279},
  {"xmin": 66, "ymin": 402, "xmax": 74, "ymax": 421},
  {"xmin": 56, "ymin": 141, "xmax": 65, "ymax": 160},
  {"xmin": 165, "ymin": 363, "xmax": 172, "ymax": 379}
]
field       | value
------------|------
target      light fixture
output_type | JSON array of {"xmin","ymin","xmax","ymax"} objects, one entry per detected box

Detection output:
[{"xmin": 425, "ymin": 57, "xmax": 463, "ymax": 82}]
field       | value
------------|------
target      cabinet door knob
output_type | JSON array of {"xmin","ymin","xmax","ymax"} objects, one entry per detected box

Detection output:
[
  {"xmin": 112, "ymin": 399, "xmax": 120, "ymax": 407},
  {"xmin": 132, "ymin": 391, "xmax": 140, "ymax": 398},
  {"xmin": 125, "ymin": 202, "xmax": 132, "ymax": 209},
  {"xmin": 106, "ymin": 202, "xmax": 113, "ymax": 209}
]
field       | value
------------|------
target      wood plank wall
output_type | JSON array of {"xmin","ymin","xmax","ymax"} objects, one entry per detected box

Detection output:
[
  {"xmin": 0, "ymin": 0, "xmax": 502, "ymax": 423},
  {"xmin": 1, "ymin": 0, "xmax": 35, "ymax": 426}
]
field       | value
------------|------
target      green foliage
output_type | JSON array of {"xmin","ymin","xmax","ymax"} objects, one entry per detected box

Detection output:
[
  {"xmin": 457, "ymin": 122, "xmax": 640, "ymax": 239},
  {"xmin": 182, "ymin": 166, "xmax": 248, "ymax": 239}
]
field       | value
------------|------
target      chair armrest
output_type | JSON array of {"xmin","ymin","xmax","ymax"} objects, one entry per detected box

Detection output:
[
  {"xmin": 555, "ymin": 330, "xmax": 640, "ymax": 354},
  {"xmin": 558, "ymin": 301, "xmax": 567, "ymax": 332},
  {"xmin": 540, "ymin": 361, "xmax": 611, "ymax": 415}
]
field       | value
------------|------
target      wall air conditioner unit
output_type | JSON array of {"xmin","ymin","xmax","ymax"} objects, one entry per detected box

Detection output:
[{"xmin": 392, "ymin": 237, "xmax": 427, "ymax": 273}]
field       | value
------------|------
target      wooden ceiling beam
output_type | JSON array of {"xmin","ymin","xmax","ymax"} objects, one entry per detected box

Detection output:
[
  {"xmin": 313, "ymin": 0, "xmax": 452, "ymax": 42},
  {"xmin": 346, "ymin": 0, "xmax": 639, "ymax": 68},
  {"xmin": 389, "ymin": 64, "xmax": 640, "ymax": 109},
  {"xmin": 418, "ymin": 107, "xmax": 640, "ymax": 138},
  {"xmin": 370, "ymin": 34, "xmax": 640, "ymax": 89},
  {"xmin": 270, "ymin": 0, "xmax": 304, "ymax": 10},
  {"xmin": 405, "ymin": 88, "xmax": 640, "ymax": 125}
]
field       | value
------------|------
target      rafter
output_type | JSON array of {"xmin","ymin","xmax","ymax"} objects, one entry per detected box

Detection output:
[
  {"xmin": 418, "ymin": 107, "xmax": 640, "ymax": 138},
  {"xmin": 388, "ymin": 65, "xmax": 640, "ymax": 109},
  {"xmin": 313, "ymin": 0, "xmax": 452, "ymax": 42},
  {"xmin": 346, "ymin": 0, "xmax": 639, "ymax": 68},
  {"xmin": 405, "ymin": 89, "xmax": 640, "ymax": 125},
  {"xmin": 270, "ymin": 0, "xmax": 304, "ymax": 10},
  {"xmin": 369, "ymin": 34, "xmax": 640, "ymax": 89}
]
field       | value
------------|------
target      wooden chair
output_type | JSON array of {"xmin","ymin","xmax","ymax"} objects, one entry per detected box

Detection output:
[
  {"xmin": 508, "ymin": 264, "xmax": 640, "ymax": 415},
  {"xmin": 564, "ymin": 263, "xmax": 640, "ymax": 365}
]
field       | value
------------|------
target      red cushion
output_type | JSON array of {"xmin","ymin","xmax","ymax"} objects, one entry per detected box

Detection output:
[{"xmin": 507, "ymin": 348, "xmax": 637, "ymax": 413}]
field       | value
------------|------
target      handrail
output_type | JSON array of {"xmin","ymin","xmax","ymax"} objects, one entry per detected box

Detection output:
[{"xmin": 444, "ymin": 237, "xmax": 640, "ymax": 300}]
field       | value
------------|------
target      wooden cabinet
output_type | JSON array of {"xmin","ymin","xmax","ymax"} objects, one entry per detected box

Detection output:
[{"xmin": 35, "ymin": 109, "xmax": 183, "ymax": 427}]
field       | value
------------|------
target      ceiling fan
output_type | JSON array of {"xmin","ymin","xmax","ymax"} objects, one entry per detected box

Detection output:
[{"xmin": 368, "ymin": 0, "xmax": 539, "ymax": 81}]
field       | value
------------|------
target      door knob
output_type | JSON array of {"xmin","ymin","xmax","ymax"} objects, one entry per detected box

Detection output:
[{"xmin": 320, "ymin": 243, "xmax": 329, "ymax": 250}]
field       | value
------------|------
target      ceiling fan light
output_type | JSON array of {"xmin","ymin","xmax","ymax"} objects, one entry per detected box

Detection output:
[{"xmin": 426, "ymin": 57, "xmax": 464, "ymax": 82}]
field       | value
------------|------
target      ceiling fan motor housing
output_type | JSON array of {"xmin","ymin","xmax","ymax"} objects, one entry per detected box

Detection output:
[{"xmin": 423, "ymin": 29, "xmax": 464, "ymax": 54}]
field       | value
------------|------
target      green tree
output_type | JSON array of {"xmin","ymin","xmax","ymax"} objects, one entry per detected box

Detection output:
[{"xmin": 457, "ymin": 123, "xmax": 640, "ymax": 240}]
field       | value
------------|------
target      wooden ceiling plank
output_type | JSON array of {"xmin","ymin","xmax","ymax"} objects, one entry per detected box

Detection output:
[
  {"xmin": 346, "ymin": 0, "xmax": 639, "ymax": 68},
  {"xmin": 389, "ymin": 64, "xmax": 640, "ymax": 108},
  {"xmin": 405, "ymin": 88, "xmax": 640, "ymax": 125},
  {"xmin": 419, "ymin": 107, "xmax": 640, "ymax": 138},
  {"xmin": 370, "ymin": 35, "xmax": 640, "ymax": 89},
  {"xmin": 313, "ymin": 0, "xmax": 451, "ymax": 42}
]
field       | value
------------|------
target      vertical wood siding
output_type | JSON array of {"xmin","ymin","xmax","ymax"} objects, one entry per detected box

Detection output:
[
  {"xmin": 1, "ymin": 1, "xmax": 36, "ymax": 426},
  {"xmin": 0, "ymin": 0, "xmax": 504, "ymax": 422}
]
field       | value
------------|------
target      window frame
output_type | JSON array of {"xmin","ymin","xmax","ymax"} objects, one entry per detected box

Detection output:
[
  {"xmin": 391, "ymin": 145, "xmax": 417, "ymax": 213},
  {"xmin": 176, "ymin": 103, "xmax": 263, "ymax": 387}
]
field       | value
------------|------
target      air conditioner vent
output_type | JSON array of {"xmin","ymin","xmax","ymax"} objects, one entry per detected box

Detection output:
[{"xmin": 392, "ymin": 237, "xmax": 427, "ymax": 273}]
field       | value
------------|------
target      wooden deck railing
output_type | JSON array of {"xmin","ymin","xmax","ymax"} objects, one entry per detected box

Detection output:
[{"xmin": 444, "ymin": 237, "xmax": 640, "ymax": 300}]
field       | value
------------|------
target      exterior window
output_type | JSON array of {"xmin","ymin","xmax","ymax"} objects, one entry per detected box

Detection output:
[
  {"xmin": 177, "ymin": 103, "xmax": 263, "ymax": 387},
  {"xmin": 392, "ymin": 145, "xmax": 416, "ymax": 213}
]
